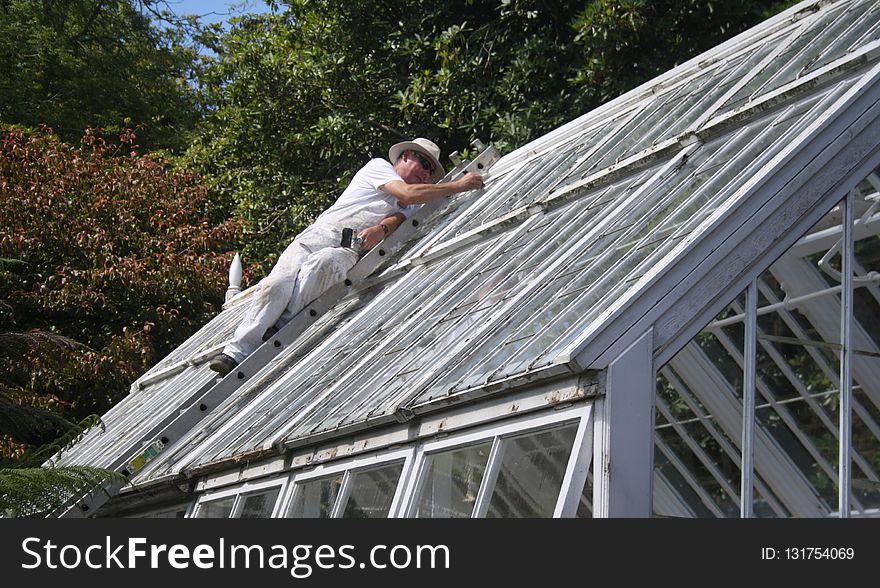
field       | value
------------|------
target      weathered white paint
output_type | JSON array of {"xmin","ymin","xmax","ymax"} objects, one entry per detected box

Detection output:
[
  {"xmin": 171, "ymin": 377, "xmax": 592, "ymax": 495},
  {"xmin": 470, "ymin": 438, "xmax": 504, "ymax": 519},
  {"xmin": 554, "ymin": 402, "xmax": 595, "ymax": 517},
  {"xmin": 593, "ymin": 329, "xmax": 654, "ymax": 517},
  {"xmin": 840, "ymin": 189, "xmax": 854, "ymax": 517},
  {"xmin": 742, "ymin": 280, "xmax": 757, "ymax": 518}
]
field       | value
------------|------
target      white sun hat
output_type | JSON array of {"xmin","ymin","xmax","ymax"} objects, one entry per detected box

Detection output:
[{"xmin": 388, "ymin": 137, "xmax": 445, "ymax": 183}]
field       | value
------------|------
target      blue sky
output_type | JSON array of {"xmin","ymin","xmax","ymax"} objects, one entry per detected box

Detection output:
[{"xmin": 161, "ymin": 0, "xmax": 273, "ymax": 27}]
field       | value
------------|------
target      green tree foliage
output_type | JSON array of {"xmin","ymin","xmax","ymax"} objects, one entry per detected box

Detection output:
[
  {"xmin": 188, "ymin": 0, "xmax": 793, "ymax": 266},
  {"xmin": 188, "ymin": 0, "xmax": 600, "ymax": 264},
  {"xmin": 0, "ymin": 385, "xmax": 120, "ymax": 518},
  {"xmin": 394, "ymin": 1, "xmax": 588, "ymax": 154},
  {"xmin": 0, "ymin": 332, "xmax": 87, "ymax": 449},
  {"xmin": 0, "ymin": 126, "xmax": 244, "ymax": 431},
  {"xmin": 0, "ymin": 0, "xmax": 206, "ymax": 152},
  {"xmin": 0, "ymin": 330, "xmax": 123, "ymax": 518},
  {"xmin": 187, "ymin": 5, "xmax": 412, "ymax": 268}
]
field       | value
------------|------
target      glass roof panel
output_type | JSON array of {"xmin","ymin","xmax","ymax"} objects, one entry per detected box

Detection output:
[
  {"xmin": 586, "ymin": 35, "xmax": 789, "ymax": 171},
  {"xmin": 302, "ymin": 172, "xmax": 654, "ymax": 430},
  {"xmin": 719, "ymin": 0, "xmax": 879, "ymax": 113},
  {"xmin": 423, "ymin": 79, "xmax": 859, "ymax": 396},
  {"xmin": 803, "ymin": 0, "xmax": 880, "ymax": 74}
]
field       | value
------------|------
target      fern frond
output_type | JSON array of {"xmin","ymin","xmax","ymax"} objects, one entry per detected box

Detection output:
[
  {"xmin": 0, "ymin": 258, "xmax": 28, "ymax": 269},
  {"xmin": 0, "ymin": 465, "xmax": 122, "ymax": 518},
  {"xmin": 0, "ymin": 331, "xmax": 90, "ymax": 358},
  {"xmin": 18, "ymin": 414, "xmax": 106, "ymax": 468},
  {"xmin": 0, "ymin": 390, "xmax": 74, "ymax": 444},
  {"xmin": 0, "ymin": 415, "xmax": 121, "ymax": 517}
]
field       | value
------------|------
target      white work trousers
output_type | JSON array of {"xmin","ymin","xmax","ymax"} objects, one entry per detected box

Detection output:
[{"xmin": 223, "ymin": 227, "xmax": 359, "ymax": 363}]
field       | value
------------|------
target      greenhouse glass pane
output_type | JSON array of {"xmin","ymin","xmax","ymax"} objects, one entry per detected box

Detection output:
[
  {"xmin": 412, "ymin": 442, "xmax": 492, "ymax": 518},
  {"xmin": 484, "ymin": 424, "xmax": 577, "ymax": 518},
  {"xmin": 573, "ymin": 51, "xmax": 769, "ymax": 177},
  {"xmin": 710, "ymin": 325, "xmax": 746, "ymax": 401},
  {"xmin": 341, "ymin": 462, "xmax": 404, "ymax": 519},
  {"xmin": 576, "ymin": 467, "xmax": 593, "ymax": 518},
  {"xmin": 194, "ymin": 496, "xmax": 235, "ymax": 518},
  {"xmin": 585, "ymin": 99, "xmax": 674, "ymax": 171},
  {"xmin": 259, "ymin": 248, "xmax": 494, "ymax": 444},
  {"xmin": 451, "ymin": 147, "xmax": 588, "ymax": 234},
  {"xmin": 649, "ymin": 166, "xmax": 880, "ymax": 517},
  {"xmin": 654, "ymin": 452, "xmax": 702, "ymax": 517},
  {"xmin": 589, "ymin": 38, "xmax": 784, "ymax": 169},
  {"xmin": 799, "ymin": 0, "xmax": 880, "ymax": 77},
  {"xmin": 721, "ymin": 1, "xmax": 854, "ymax": 111},
  {"xmin": 288, "ymin": 242, "xmax": 507, "ymax": 429},
  {"xmin": 411, "ymin": 169, "xmax": 659, "ymax": 399},
  {"xmin": 238, "ymin": 488, "xmax": 280, "ymax": 518},
  {"xmin": 286, "ymin": 474, "xmax": 344, "ymax": 518},
  {"xmin": 476, "ymin": 79, "xmax": 859, "ymax": 384},
  {"xmin": 659, "ymin": 327, "xmax": 793, "ymax": 519},
  {"xmin": 851, "ymin": 169, "xmax": 880, "ymax": 512},
  {"xmin": 438, "ymin": 106, "xmax": 797, "ymax": 390},
  {"xmin": 654, "ymin": 437, "xmax": 734, "ymax": 518},
  {"xmin": 853, "ymin": 384, "xmax": 880, "ymax": 510},
  {"xmin": 317, "ymin": 181, "xmax": 628, "ymax": 414},
  {"xmin": 755, "ymin": 401, "xmax": 837, "ymax": 508}
]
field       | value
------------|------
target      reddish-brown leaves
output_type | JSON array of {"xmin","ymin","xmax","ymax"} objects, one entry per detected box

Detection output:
[{"xmin": 1, "ymin": 126, "xmax": 245, "ymax": 433}]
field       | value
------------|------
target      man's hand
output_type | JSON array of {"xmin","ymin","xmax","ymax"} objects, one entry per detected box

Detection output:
[
  {"xmin": 454, "ymin": 172, "xmax": 484, "ymax": 192},
  {"xmin": 357, "ymin": 223, "xmax": 390, "ymax": 251}
]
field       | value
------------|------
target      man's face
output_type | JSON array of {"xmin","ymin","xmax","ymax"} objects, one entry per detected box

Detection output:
[{"xmin": 397, "ymin": 150, "xmax": 433, "ymax": 184}]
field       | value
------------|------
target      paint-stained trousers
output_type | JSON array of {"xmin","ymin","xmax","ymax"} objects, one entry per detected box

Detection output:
[{"xmin": 223, "ymin": 226, "xmax": 359, "ymax": 363}]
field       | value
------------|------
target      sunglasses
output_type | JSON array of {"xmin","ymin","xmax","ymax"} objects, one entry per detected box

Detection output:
[{"xmin": 411, "ymin": 151, "xmax": 435, "ymax": 173}]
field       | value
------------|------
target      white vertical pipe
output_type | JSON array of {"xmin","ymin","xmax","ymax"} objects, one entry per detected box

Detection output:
[
  {"xmin": 839, "ymin": 192, "xmax": 854, "ymax": 518},
  {"xmin": 741, "ymin": 280, "xmax": 757, "ymax": 518},
  {"xmin": 225, "ymin": 252, "xmax": 243, "ymax": 302}
]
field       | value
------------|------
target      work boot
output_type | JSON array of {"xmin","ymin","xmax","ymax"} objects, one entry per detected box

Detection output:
[{"xmin": 208, "ymin": 353, "xmax": 238, "ymax": 376}]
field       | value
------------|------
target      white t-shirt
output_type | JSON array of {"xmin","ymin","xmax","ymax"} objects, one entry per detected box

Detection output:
[{"xmin": 311, "ymin": 158, "xmax": 419, "ymax": 234}]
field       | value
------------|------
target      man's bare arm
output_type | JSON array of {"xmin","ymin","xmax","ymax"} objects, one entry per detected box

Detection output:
[{"xmin": 380, "ymin": 173, "xmax": 484, "ymax": 206}]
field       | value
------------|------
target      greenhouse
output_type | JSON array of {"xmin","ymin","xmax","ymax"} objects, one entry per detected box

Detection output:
[{"xmin": 55, "ymin": 0, "xmax": 880, "ymax": 518}]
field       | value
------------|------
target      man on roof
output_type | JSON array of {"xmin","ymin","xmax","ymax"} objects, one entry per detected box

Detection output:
[{"xmin": 209, "ymin": 137, "xmax": 485, "ymax": 376}]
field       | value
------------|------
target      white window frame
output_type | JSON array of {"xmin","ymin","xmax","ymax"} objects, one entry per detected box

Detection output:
[
  {"xmin": 279, "ymin": 447, "xmax": 416, "ymax": 519},
  {"xmin": 190, "ymin": 476, "xmax": 287, "ymax": 518},
  {"xmin": 398, "ymin": 403, "xmax": 592, "ymax": 518},
  {"xmin": 129, "ymin": 503, "xmax": 191, "ymax": 519},
  {"xmin": 188, "ymin": 402, "xmax": 594, "ymax": 519}
]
